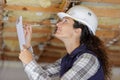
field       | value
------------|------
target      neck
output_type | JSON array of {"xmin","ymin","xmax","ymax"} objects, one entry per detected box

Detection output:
[{"xmin": 63, "ymin": 39, "xmax": 80, "ymax": 54}]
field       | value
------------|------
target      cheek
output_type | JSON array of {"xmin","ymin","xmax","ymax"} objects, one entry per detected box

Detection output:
[{"xmin": 65, "ymin": 29, "xmax": 74, "ymax": 37}]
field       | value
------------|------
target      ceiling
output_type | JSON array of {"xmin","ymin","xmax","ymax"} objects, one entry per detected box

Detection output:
[{"xmin": 0, "ymin": 0, "xmax": 120, "ymax": 65}]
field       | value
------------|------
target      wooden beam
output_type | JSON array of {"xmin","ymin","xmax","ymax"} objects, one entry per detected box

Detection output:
[
  {"xmin": 80, "ymin": 0, "xmax": 120, "ymax": 4},
  {"xmin": 96, "ymin": 29, "xmax": 118, "ymax": 39},
  {"xmin": 45, "ymin": 45, "xmax": 66, "ymax": 53},
  {"xmin": 4, "ymin": 5, "xmax": 63, "ymax": 12},
  {"xmin": 0, "ymin": 54, "xmax": 19, "ymax": 61},
  {"xmin": 108, "ymin": 45, "xmax": 120, "ymax": 51},
  {"xmin": 41, "ymin": 51, "xmax": 61, "ymax": 57},
  {"xmin": 3, "ymin": 36, "xmax": 48, "ymax": 42},
  {"xmin": 0, "ymin": 53, "xmax": 60, "ymax": 63},
  {"xmin": 3, "ymin": 45, "xmax": 63, "ymax": 57},
  {"xmin": 0, "ymin": 27, "xmax": 3, "ymax": 30},
  {"xmin": 98, "ymin": 17, "xmax": 120, "ymax": 26},
  {"xmin": 85, "ymin": 6, "xmax": 120, "ymax": 18},
  {"xmin": 0, "ymin": 21, "xmax": 3, "ymax": 30},
  {"xmin": 98, "ymin": 25, "xmax": 119, "ymax": 30},
  {"xmin": 0, "ymin": 20, "xmax": 3, "ymax": 49},
  {"xmin": 51, "ymin": 38, "xmax": 63, "ymax": 43},
  {"xmin": 0, "ymin": 15, "xmax": 2, "ymax": 20},
  {"xmin": 60, "ymin": 0, "xmax": 71, "ymax": 12},
  {"xmin": 0, "ymin": 21, "xmax": 3, "ymax": 24},
  {"xmin": 5, "ymin": 16, "xmax": 52, "ymax": 26},
  {"xmin": 108, "ymin": 50, "xmax": 120, "ymax": 54},
  {"xmin": 3, "ymin": 26, "xmax": 51, "ymax": 33},
  {"xmin": 107, "ymin": 49, "xmax": 120, "ymax": 66},
  {"xmin": 37, "ymin": 56, "xmax": 60, "ymax": 63},
  {"xmin": 0, "ymin": 37, "xmax": 3, "ymax": 49}
]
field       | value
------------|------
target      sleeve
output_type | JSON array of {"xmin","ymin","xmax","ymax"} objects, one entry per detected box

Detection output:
[
  {"xmin": 61, "ymin": 53, "xmax": 100, "ymax": 80},
  {"xmin": 24, "ymin": 59, "xmax": 61, "ymax": 80}
]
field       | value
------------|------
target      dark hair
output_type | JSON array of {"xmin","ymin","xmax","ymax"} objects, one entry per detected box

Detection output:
[{"xmin": 73, "ymin": 20, "xmax": 111, "ymax": 80}]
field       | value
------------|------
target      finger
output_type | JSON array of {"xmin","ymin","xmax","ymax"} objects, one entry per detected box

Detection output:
[
  {"xmin": 27, "ymin": 25, "xmax": 31, "ymax": 34},
  {"xmin": 23, "ymin": 24, "xmax": 27, "ymax": 36},
  {"xmin": 24, "ymin": 24, "xmax": 29, "ymax": 30},
  {"xmin": 27, "ymin": 25, "xmax": 32, "ymax": 33},
  {"xmin": 24, "ymin": 29, "xmax": 27, "ymax": 36},
  {"xmin": 23, "ymin": 24, "xmax": 28, "ymax": 29},
  {"xmin": 29, "ymin": 25, "xmax": 32, "ymax": 33}
]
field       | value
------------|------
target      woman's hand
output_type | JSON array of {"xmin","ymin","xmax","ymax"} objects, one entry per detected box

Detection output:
[
  {"xmin": 19, "ymin": 24, "xmax": 33, "ymax": 64},
  {"xmin": 19, "ymin": 48, "xmax": 33, "ymax": 64},
  {"xmin": 23, "ymin": 24, "xmax": 32, "ymax": 48}
]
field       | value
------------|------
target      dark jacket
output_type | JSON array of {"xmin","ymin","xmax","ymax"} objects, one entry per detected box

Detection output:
[{"xmin": 60, "ymin": 44, "xmax": 104, "ymax": 80}]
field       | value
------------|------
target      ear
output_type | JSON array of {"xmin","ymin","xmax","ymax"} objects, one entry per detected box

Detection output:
[{"xmin": 75, "ymin": 28, "xmax": 82, "ymax": 34}]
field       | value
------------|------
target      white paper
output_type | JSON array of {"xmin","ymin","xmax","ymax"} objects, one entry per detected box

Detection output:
[{"xmin": 16, "ymin": 16, "xmax": 26, "ymax": 51}]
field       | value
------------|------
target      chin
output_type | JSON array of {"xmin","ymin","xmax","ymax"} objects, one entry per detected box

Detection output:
[
  {"xmin": 54, "ymin": 33, "xmax": 60, "ymax": 38},
  {"xmin": 54, "ymin": 33, "xmax": 64, "ymax": 41}
]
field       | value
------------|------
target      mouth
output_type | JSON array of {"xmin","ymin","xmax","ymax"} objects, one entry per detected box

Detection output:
[{"xmin": 54, "ymin": 26, "xmax": 62, "ymax": 34}]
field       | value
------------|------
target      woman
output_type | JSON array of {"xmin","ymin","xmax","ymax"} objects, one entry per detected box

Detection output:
[{"xmin": 19, "ymin": 5, "xmax": 111, "ymax": 80}]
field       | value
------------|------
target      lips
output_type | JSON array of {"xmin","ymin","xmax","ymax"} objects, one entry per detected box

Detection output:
[{"xmin": 54, "ymin": 27, "xmax": 61, "ymax": 34}]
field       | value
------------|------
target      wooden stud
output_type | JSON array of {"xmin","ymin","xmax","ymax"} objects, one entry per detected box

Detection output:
[
  {"xmin": 80, "ymin": 0, "xmax": 120, "ymax": 4},
  {"xmin": 86, "ymin": 6, "xmax": 120, "ymax": 18}
]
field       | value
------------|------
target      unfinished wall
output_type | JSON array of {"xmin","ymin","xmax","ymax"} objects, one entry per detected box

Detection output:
[{"xmin": 0, "ymin": 0, "xmax": 120, "ymax": 65}]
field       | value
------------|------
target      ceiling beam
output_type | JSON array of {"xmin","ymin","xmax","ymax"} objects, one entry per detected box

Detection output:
[
  {"xmin": 80, "ymin": 0, "xmax": 120, "ymax": 4},
  {"xmin": 3, "ymin": 26, "xmax": 51, "ymax": 34},
  {"xmin": 96, "ymin": 29, "xmax": 119, "ymax": 39},
  {"xmin": 3, "ymin": 4, "xmax": 63, "ymax": 12},
  {"xmin": 3, "ymin": 0, "xmax": 71, "ymax": 13},
  {"xmin": 84, "ymin": 6, "xmax": 120, "ymax": 18},
  {"xmin": 4, "ymin": 16, "xmax": 52, "ymax": 26},
  {"xmin": 60, "ymin": 0, "xmax": 71, "ymax": 12},
  {"xmin": 98, "ymin": 25, "xmax": 119, "ymax": 30}
]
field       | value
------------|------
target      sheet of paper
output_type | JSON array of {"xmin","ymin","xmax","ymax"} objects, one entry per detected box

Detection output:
[
  {"xmin": 16, "ymin": 16, "xmax": 34, "ymax": 54},
  {"xmin": 16, "ymin": 16, "xmax": 26, "ymax": 51}
]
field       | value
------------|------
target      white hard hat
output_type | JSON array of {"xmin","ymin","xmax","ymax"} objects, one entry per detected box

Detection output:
[{"xmin": 57, "ymin": 5, "xmax": 98, "ymax": 35}]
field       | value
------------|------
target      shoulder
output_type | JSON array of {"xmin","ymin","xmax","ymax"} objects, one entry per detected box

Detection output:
[{"xmin": 74, "ymin": 53, "xmax": 100, "ymax": 67}]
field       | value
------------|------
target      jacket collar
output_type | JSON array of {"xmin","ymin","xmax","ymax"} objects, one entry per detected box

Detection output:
[{"xmin": 68, "ymin": 44, "xmax": 87, "ymax": 58}]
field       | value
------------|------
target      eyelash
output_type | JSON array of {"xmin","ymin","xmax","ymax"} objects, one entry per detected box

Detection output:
[
  {"xmin": 62, "ymin": 19, "xmax": 67, "ymax": 23},
  {"xmin": 57, "ymin": 18, "xmax": 68, "ymax": 24}
]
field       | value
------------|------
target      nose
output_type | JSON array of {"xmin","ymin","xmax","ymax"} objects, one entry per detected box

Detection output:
[
  {"xmin": 56, "ymin": 22, "xmax": 60, "ymax": 27},
  {"xmin": 56, "ymin": 21, "xmax": 62, "ymax": 27}
]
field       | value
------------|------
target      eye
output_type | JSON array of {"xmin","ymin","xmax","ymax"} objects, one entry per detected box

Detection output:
[
  {"xmin": 62, "ymin": 19, "xmax": 68, "ymax": 23},
  {"xmin": 57, "ymin": 18, "xmax": 68, "ymax": 24}
]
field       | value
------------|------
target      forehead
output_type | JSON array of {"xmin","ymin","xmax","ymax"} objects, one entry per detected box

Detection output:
[{"xmin": 61, "ymin": 17, "xmax": 74, "ymax": 21}]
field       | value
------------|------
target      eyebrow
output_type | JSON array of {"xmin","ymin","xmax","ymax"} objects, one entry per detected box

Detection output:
[{"xmin": 63, "ymin": 17, "xmax": 71, "ymax": 20}]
